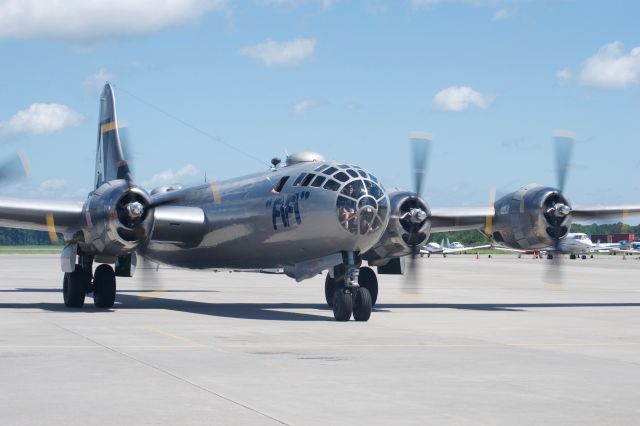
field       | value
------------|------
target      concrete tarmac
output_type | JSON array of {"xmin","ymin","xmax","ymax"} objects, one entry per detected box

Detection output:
[{"xmin": 1, "ymin": 254, "xmax": 639, "ymax": 425}]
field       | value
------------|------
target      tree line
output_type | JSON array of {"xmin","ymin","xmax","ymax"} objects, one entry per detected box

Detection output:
[{"xmin": 430, "ymin": 222, "xmax": 639, "ymax": 246}]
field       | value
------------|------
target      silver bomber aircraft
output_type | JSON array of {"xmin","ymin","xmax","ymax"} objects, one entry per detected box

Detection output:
[{"xmin": 1, "ymin": 85, "xmax": 639, "ymax": 322}]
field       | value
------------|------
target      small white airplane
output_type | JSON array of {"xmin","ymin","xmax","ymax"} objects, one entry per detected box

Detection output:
[
  {"xmin": 496, "ymin": 232, "xmax": 628, "ymax": 259},
  {"xmin": 420, "ymin": 237, "xmax": 490, "ymax": 257}
]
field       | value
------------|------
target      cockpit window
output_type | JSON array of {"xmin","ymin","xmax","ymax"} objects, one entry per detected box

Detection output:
[
  {"xmin": 338, "ymin": 164, "xmax": 350, "ymax": 169},
  {"xmin": 324, "ymin": 179, "xmax": 340, "ymax": 191},
  {"xmin": 292, "ymin": 173, "xmax": 306, "ymax": 186},
  {"xmin": 347, "ymin": 169, "xmax": 358, "ymax": 178},
  {"xmin": 341, "ymin": 180, "xmax": 365, "ymax": 199},
  {"xmin": 301, "ymin": 173, "xmax": 315, "ymax": 186},
  {"xmin": 314, "ymin": 164, "xmax": 329, "ymax": 172},
  {"xmin": 334, "ymin": 172, "xmax": 349, "ymax": 182},
  {"xmin": 364, "ymin": 180, "xmax": 384, "ymax": 200},
  {"xmin": 323, "ymin": 166, "xmax": 338, "ymax": 175},
  {"xmin": 336, "ymin": 178, "xmax": 387, "ymax": 235},
  {"xmin": 272, "ymin": 176, "xmax": 289, "ymax": 193},
  {"xmin": 357, "ymin": 170, "xmax": 367, "ymax": 178},
  {"xmin": 311, "ymin": 176, "xmax": 326, "ymax": 187}
]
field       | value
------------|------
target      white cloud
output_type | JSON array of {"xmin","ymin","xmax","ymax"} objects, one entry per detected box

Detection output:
[
  {"xmin": 83, "ymin": 68, "xmax": 117, "ymax": 95},
  {"xmin": 0, "ymin": 104, "xmax": 82, "ymax": 137},
  {"xmin": 431, "ymin": 86, "xmax": 494, "ymax": 112},
  {"xmin": 39, "ymin": 179, "xmax": 69, "ymax": 191},
  {"xmin": 577, "ymin": 41, "xmax": 640, "ymax": 89},
  {"xmin": 292, "ymin": 99, "xmax": 318, "ymax": 115},
  {"xmin": 492, "ymin": 8, "xmax": 509, "ymax": 20},
  {"xmin": 555, "ymin": 68, "xmax": 572, "ymax": 85},
  {"xmin": 239, "ymin": 38, "xmax": 316, "ymax": 67},
  {"xmin": 0, "ymin": 0, "xmax": 227, "ymax": 41},
  {"xmin": 257, "ymin": 0, "xmax": 336, "ymax": 9},
  {"xmin": 411, "ymin": 0, "xmax": 498, "ymax": 8},
  {"xmin": 142, "ymin": 164, "xmax": 200, "ymax": 188}
]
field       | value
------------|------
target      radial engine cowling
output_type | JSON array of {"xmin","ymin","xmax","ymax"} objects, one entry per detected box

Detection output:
[
  {"xmin": 362, "ymin": 190, "xmax": 430, "ymax": 266},
  {"xmin": 81, "ymin": 179, "xmax": 154, "ymax": 256},
  {"xmin": 490, "ymin": 184, "xmax": 571, "ymax": 250}
]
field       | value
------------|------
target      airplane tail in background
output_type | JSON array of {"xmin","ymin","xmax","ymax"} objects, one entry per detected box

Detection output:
[{"xmin": 95, "ymin": 83, "xmax": 132, "ymax": 188}]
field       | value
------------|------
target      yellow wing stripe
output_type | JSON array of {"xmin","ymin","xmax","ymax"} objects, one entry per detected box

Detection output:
[
  {"xmin": 100, "ymin": 120, "xmax": 128, "ymax": 133},
  {"xmin": 45, "ymin": 213, "xmax": 58, "ymax": 244}
]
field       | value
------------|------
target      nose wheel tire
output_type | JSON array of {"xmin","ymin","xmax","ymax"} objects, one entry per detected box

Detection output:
[
  {"xmin": 63, "ymin": 267, "xmax": 90, "ymax": 308},
  {"xmin": 332, "ymin": 289, "xmax": 353, "ymax": 321},
  {"xmin": 93, "ymin": 264, "xmax": 116, "ymax": 309},
  {"xmin": 357, "ymin": 266, "xmax": 378, "ymax": 306},
  {"xmin": 353, "ymin": 287, "xmax": 372, "ymax": 322}
]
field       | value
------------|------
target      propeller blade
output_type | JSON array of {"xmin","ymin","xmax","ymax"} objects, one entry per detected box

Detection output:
[
  {"xmin": 0, "ymin": 151, "xmax": 31, "ymax": 182},
  {"xmin": 553, "ymin": 130, "xmax": 574, "ymax": 193},
  {"xmin": 409, "ymin": 131, "xmax": 431, "ymax": 197},
  {"xmin": 544, "ymin": 131, "xmax": 575, "ymax": 287},
  {"xmin": 135, "ymin": 255, "xmax": 164, "ymax": 300},
  {"xmin": 484, "ymin": 187, "xmax": 496, "ymax": 236}
]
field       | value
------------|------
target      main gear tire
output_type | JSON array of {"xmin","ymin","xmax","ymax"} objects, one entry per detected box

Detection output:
[
  {"xmin": 325, "ymin": 274, "xmax": 338, "ymax": 307},
  {"xmin": 358, "ymin": 266, "xmax": 378, "ymax": 306},
  {"xmin": 63, "ymin": 267, "xmax": 89, "ymax": 308},
  {"xmin": 93, "ymin": 264, "xmax": 116, "ymax": 309}
]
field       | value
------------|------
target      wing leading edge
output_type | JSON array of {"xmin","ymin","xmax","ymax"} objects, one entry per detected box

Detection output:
[{"xmin": 0, "ymin": 197, "xmax": 85, "ymax": 233}]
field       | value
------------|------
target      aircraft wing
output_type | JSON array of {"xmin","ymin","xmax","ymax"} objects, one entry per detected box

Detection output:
[
  {"xmin": 429, "ymin": 207, "xmax": 493, "ymax": 233},
  {"xmin": 0, "ymin": 197, "xmax": 85, "ymax": 233},
  {"xmin": 442, "ymin": 244, "xmax": 492, "ymax": 254},
  {"xmin": 570, "ymin": 204, "xmax": 640, "ymax": 222},
  {"xmin": 489, "ymin": 245, "xmax": 530, "ymax": 253}
]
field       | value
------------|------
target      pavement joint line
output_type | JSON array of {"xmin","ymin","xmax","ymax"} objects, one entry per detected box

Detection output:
[{"xmin": 48, "ymin": 320, "xmax": 292, "ymax": 426}]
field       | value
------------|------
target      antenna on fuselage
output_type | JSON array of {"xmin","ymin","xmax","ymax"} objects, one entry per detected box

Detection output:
[{"xmin": 271, "ymin": 157, "xmax": 282, "ymax": 170}]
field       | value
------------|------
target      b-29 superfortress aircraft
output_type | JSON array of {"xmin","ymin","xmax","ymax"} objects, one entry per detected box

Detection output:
[{"xmin": 0, "ymin": 84, "xmax": 638, "ymax": 321}]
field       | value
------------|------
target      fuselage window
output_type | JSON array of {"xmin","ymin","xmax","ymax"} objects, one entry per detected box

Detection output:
[
  {"xmin": 347, "ymin": 169, "xmax": 358, "ymax": 178},
  {"xmin": 334, "ymin": 172, "xmax": 349, "ymax": 182},
  {"xmin": 301, "ymin": 173, "xmax": 315, "ymax": 186},
  {"xmin": 292, "ymin": 173, "xmax": 307, "ymax": 186},
  {"xmin": 324, "ymin": 179, "xmax": 340, "ymax": 191},
  {"xmin": 272, "ymin": 176, "xmax": 289, "ymax": 193},
  {"xmin": 311, "ymin": 176, "xmax": 326, "ymax": 187},
  {"xmin": 323, "ymin": 166, "xmax": 338, "ymax": 175},
  {"xmin": 314, "ymin": 164, "xmax": 329, "ymax": 172}
]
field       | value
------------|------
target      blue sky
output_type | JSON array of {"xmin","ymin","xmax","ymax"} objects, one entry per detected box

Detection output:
[{"xmin": 0, "ymin": 0, "xmax": 639, "ymax": 208}]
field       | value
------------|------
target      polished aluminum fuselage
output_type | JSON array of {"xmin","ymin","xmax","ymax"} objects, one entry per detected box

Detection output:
[{"xmin": 144, "ymin": 162, "xmax": 388, "ymax": 269}]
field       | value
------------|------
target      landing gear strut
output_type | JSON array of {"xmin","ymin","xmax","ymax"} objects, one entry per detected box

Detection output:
[{"xmin": 325, "ymin": 252, "xmax": 374, "ymax": 322}]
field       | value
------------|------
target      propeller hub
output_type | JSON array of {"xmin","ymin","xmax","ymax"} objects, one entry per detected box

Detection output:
[
  {"xmin": 125, "ymin": 201, "xmax": 145, "ymax": 219},
  {"xmin": 410, "ymin": 208, "xmax": 428, "ymax": 223},
  {"xmin": 546, "ymin": 203, "xmax": 571, "ymax": 218}
]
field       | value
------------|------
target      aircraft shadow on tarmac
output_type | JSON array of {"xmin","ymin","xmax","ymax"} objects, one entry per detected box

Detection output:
[{"xmin": 1, "ymin": 288, "xmax": 640, "ymax": 320}]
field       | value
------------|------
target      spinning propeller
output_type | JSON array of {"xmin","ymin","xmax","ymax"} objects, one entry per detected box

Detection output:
[
  {"xmin": 544, "ymin": 131, "xmax": 575, "ymax": 285},
  {"xmin": 402, "ymin": 132, "xmax": 432, "ymax": 293}
]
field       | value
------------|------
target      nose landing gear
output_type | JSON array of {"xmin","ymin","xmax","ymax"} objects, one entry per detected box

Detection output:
[{"xmin": 325, "ymin": 252, "xmax": 376, "ymax": 322}]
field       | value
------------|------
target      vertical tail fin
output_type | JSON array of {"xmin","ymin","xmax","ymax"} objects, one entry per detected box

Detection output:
[{"xmin": 95, "ymin": 83, "xmax": 132, "ymax": 188}]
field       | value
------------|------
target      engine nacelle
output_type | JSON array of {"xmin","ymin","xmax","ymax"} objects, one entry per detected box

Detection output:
[
  {"xmin": 81, "ymin": 179, "xmax": 154, "ymax": 256},
  {"xmin": 363, "ymin": 190, "xmax": 431, "ymax": 266},
  {"xmin": 490, "ymin": 184, "xmax": 571, "ymax": 250}
]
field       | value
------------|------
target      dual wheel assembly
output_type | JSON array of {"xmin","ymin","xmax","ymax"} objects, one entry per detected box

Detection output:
[
  {"xmin": 63, "ymin": 264, "xmax": 116, "ymax": 309},
  {"xmin": 325, "ymin": 266, "xmax": 378, "ymax": 322}
]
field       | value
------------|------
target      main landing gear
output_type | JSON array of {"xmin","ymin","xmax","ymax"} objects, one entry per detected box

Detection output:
[
  {"xmin": 324, "ymin": 253, "xmax": 378, "ymax": 322},
  {"xmin": 62, "ymin": 255, "xmax": 117, "ymax": 309}
]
